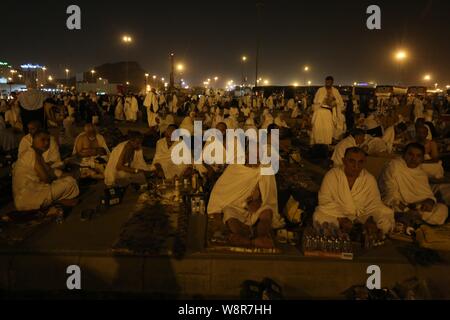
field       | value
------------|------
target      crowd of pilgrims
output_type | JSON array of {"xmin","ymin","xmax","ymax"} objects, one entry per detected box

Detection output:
[{"xmin": 1, "ymin": 76, "xmax": 450, "ymax": 248}]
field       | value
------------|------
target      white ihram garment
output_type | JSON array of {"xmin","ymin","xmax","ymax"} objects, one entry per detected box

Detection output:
[
  {"xmin": 207, "ymin": 164, "xmax": 285, "ymax": 228},
  {"xmin": 379, "ymin": 158, "xmax": 448, "ymax": 225},
  {"xmin": 314, "ymin": 167, "xmax": 394, "ymax": 234},
  {"xmin": 13, "ymin": 149, "xmax": 79, "ymax": 211}
]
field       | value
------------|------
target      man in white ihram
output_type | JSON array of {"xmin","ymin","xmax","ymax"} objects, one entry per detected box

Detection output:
[
  {"xmin": 311, "ymin": 76, "xmax": 345, "ymax": 145},
  {"xmin": 314, "ymin": 147, "xmax": 395, "ymax": 235},
  {"xmin": 379, "ymin": 143, "xmax": 448, "ymax": 225}
]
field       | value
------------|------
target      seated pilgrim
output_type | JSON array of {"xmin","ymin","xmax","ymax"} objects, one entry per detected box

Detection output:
[
  {"xmin": 18, "ymin": 120, "xmax": 62, "ymax": 169},
  {"xmin": 104, "ymin": 131, "xmax": 152, "ymax": 187},
  {"xmin": 207, "ymin": 129, "xmax": 285, "ymax": 249},
  {"xmin": 151, "ymin": 124, "xmax": 191, "ymax": 180},
  {"xmin": 314, "ymin": 147, "xmax": 395, "ymax": 235},
  {"xmin": 179, "ymin": 110, "xmax": 196, "ymax": 135},
  {"xmin": 331, "ymin": 129, "xmax": 366, "ymax": 167},
  {"xmin": 208, "ymin": 164, "xmax": 285, "ymax": 248},
  {"xmin": 274, "ymin": 113, "xmax": 289, "ymax": 129},
  {"xmin": 196, "ymin": 122, "xmax": 228, "ymax": 178},
  {"xmin": 379, "ymin": 143, "xmax": 448, "ymax": 225},
  {"xmin": 382, "ymin": 122, "xmax": 408, "ymax": 153},
  {"xmin": 414, "ymin": 124, "xmax": 444, "ymax": 179},
  {"xmin": 73, "ymin": 123, "xmax": 110, "ymax": 179},
  {"xmin": 12, "ymin": 129, "xmax": 79, "ymax": 211}
]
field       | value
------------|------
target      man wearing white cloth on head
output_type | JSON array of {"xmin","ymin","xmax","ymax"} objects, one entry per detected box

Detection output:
[
  {"xmin": 311, "ymin": 76, "xmax": 345, "ymax": 145},
  {"xmin": 379, "ymin": 143, "xmax": 448, "ymax": 225},
  {"xmin": 314, "ymin": 147, "xmax": 394, "ymax": 235},
  {"xmin": 208, "ymin": 164, "xmax": 285, "ymax": 248}
]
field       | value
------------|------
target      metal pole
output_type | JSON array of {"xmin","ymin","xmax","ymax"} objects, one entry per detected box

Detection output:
[
  {"xmin": 170, "ymin": 53, "xmax": 175, "ymax": 90},
  {"xmin": 255, "ymin": 0, "xmax": 263, "ymax": 89}
]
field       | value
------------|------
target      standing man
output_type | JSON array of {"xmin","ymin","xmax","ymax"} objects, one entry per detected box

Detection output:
[
  {"xmin": 311, "ymin": 76, "xmax": 345, "ymax": 145},
  {"xmin": 18, "ymin": 80, "xmax": 45, "ymax": 133}
]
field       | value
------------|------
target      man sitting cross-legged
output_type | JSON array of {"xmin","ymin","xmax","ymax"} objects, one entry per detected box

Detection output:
[
  {"xmin": 104, "ymin": 131, "xmax": 152, "ymax": 187},
  {"xmin": 13, "ymin": 129, "xmax": 79, "ymax": 211},
  {"xmin": 314, "ymin": 147, "xmax": 395, "ymax": 235},
  {"xmin": 73, "ymin": 123, "xmax": 110, "ymax": 179},
  {"xmin": 379, "ymin": 143, "xmax": 448, "ymax": 225},
  {"xmin": 208, "ymin": 164, "xmax": 285, "ymax": 249}
]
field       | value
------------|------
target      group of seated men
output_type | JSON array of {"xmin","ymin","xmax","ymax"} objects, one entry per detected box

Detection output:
[{"xmin": 10, "ymin": 116, "xmax": 449, "ymax": 251}]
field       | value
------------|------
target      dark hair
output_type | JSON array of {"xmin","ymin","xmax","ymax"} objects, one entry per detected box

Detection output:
[
  {"xmin": 32, "ymin": 129, "xmax": 50, "ymax": 139},
  {"xmin": 396, "ymin": 122, "xmax": 407, "ymax": 132},
  {"xmin": 127, "ymin": 130, "xmax": 144, "ymax": 141},
  {"xmin": 351, "ymin": 128, "xmax": 366, "ymax": 137},
  {"xmin": 325, "ymin": 76, "xmax": 334, "ymax": 82},
  {"xmin": 28, "ymin": 120, "xmax": 42, "ymax": 128},
  {"xmin": 415, "ymin": 118, "xmax": 426, "ymax": 126},
  {"xmin": 344, "ymin": 147, "xmax": 367, "ymax": 158},
  {"xmin": 216, "ymin": 122, "xmax": 227, "ymax": 129},
  {"xmin": 167, "ymin": 124, "xmax": 178, "ymax": 131},
  {"xmin": 267, "ymin": 124, "xmax": 279, "ymax": 132},
  {"xmin": 404, "ymin": 142, "xmax": 425, "ymax": 156}
]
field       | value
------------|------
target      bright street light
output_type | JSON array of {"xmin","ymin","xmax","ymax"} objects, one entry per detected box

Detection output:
[
  {"xmin": 423, "ymin": 74, "xmax": 431, "ymax": 81},
  {"xmin": 242, "ymin": 56, "xmax": 247, "ymax": 62},
  {"xmin": 122, "ymin": 35, "xmax": 132, "ymax": 43},
  {"xmin": 177, "ymin": 64, "xmax": 184, "ymax": 72},
  {"xmin": 395, "ymin": 50, "xmax": 408, "ymax": 62}
]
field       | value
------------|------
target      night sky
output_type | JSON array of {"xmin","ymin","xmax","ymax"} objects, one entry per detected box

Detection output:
[{"xmin": 1, "ymin": 0, "xmax": 449, "ymax": 86}]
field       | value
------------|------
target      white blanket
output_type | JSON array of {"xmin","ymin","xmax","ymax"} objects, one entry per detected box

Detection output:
[{"xmin": 207, "ymin": 164, "xmax": 285, "ymax": 228}]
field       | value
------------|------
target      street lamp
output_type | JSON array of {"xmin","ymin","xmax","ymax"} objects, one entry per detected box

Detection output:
[
  {"xmin": 241, "ymin": 56, "xmax": 248, "ymax": 86},
  {"xmin": 65, "ymin": 68, "xmax": 70, "ymax": 86},
  {"xmin": 91, "ymin": 69, "xmax": 96, "ymax": 83},
  {"xmin": 394, "ymin": 50, "xmax": 408, "ymax": 85},
  {"xmin": 307, "ymin": 81, "xmax": 312, "ymax": 86},
  {"xmin": 122, "ymin": 34, "xmax": 133, "ymax": 83},
  {"xmin": 303, "ymin": 66, "xmax": 310, "ymax": 86},
  {"xmin": 395, "ymin": 50, "xmax": 407, "ymax": 62},
  {"xmin": 145, "ymin": 73, "xmax": 149, "ymax": 87},
  {"xmin": 263, "ymin": 79, "xmax": 269, "ymax": 85},
  {"xmin": 423, "ymin": 74, "xmax": 432, "ymax": 83},
  {"xmin": 42, "ymin": 67, "xmax": 47, "ymax": 84}
]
